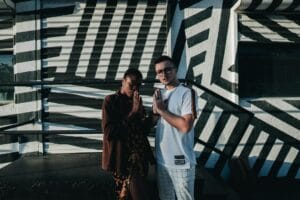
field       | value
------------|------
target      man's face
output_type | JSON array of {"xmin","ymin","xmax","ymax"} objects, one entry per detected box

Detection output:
[
  {"xmin": 155, "ymin": 60, "xmax": 176, "ymax": 85},
  {"xmin": 121, "ymin": 75, "xmax": 141, "ymax": 97}
]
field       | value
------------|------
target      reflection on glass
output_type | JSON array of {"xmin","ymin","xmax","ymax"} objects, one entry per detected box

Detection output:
[{"xmin": 0, "ymin": 54, "xmax": 14, "ymax": 102}]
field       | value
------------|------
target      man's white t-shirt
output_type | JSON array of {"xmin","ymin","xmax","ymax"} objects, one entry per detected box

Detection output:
[{"xmin": 155, "ymin": 84, "xmax": 198, "ymax": 169}]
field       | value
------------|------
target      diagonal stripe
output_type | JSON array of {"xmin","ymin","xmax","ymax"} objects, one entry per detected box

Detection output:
[
  {"xmin": 247, "ymin": 103, "xmax": 299, "ymax": 140},
  {"xmin": 194, "ymin": 101, "xmax": 215, "ymax": 139},
  {"xmin": 258, "ymin": 139, "xmax": 283, "ymax": 176},
  {"xmin": 287, "ymin": 152, "xmax": 300, "ymax": 178},
  {"xmin": 268, "ymin": 143, "xmax": 291, "ymax": 177},
  {"xmin": 285, "ymin": 99, "xmax": 300, "ymax": 110},
  {"xmin": 128, "ymin": 1, "xmax": 158, "ymax": 70},
  {"xmin": 215, "ymin": 115, "xmax": 239, "ymax": 152},
  {"xmin": 274, "ymin": 0, "xmax": 295, "ymax": 10},
  {"xmin": 247, "ymin": 131, "xmax": 269, "ymax": 172},
  {"xmin": 240, "ymin": 126, "xmax": 261, "ymax": 159},
  {"xmin": 266, "ymin": 0, "xmax": 283, "ymax": 11},
  {"xmin": 198, "ymin": 112, "xmax": 231, "ymax": 165},
  {"xmin": 248, "ymin": 14, "xmax": 300, "ymax": 42},
  {"xmin": 189, "ymin": 51, "xmax": 206, "ymax": 69},
  {"xmin": 87, "ymin": 2, "xmax": 121, "ymax": 78},
  {"xmin": 214, "ymin": 115, "xmax": 253, "ymax": 175},
  {"xmin": 187, "ymin": 29, "xmax": 209, "ymax": 48},
  {"xmin": 267, "ymin": 99, "xmax": 300, "ymax": 120},
  {"xmin": 140, "ymin": 3, "xmax": 167, "ymax": 79},
  {"xmin": 245, "ymin": 0, "xmax": 263, "ymax": 11},
  {"xmin": 169, "ymin": 3, "xmax": 183, "ymax": 52},
  {"xmin": 277, "ymin": 146, "xmax": 298, "ymax": 177},
  {"xmin": 250, "ymin": 100, "xmax": 300, "ymax": 130},
  {"xmin": 184, "ymin": 6, "xmax": 213, "ymax": 29},
  {"xmin": 172, "ymin": 22, "xmax": 185, "ymax": 68},
  {"xmin": 105, "ymin": 1, "xmax": 137, "ymax": 80},
  {"xmin": 197, "ymin": 106, "xmax": 223, "ymax": 152},
  {"xmin": 168, "ymin": 0, "xmax": 177, "ymax": 24},
  {"xmin": 238, "ymin": 21, "xmax": 272, "ymax": 42},
  {"xmin": 211, "ymin": 3, "xmax": 235, "ymax": 93},
  {"xmin": 115, "ymin": 3, "xmax": 146, "ymax": 79},
  {"xmin": 284, "ymin": 0, "xmax": 300, "ymax": 11},
  {"xmin": 64, "ymin": 0, "xmax": 97, "ymax": 78},
  {"xmin": 232, "ymin": 125, "xmax": 254, "ymax": 157},
  {"xmin": 285, "ymin": 15, "xmax": 300, "ymax": 26}
]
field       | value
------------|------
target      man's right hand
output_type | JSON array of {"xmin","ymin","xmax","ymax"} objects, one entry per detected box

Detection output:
[
  {"xmin": 152, "ymin": 89, "xmax": 160, "ymax": 114},
  {"xmin": 153, "ymin": 89, "xmax": 167, "ymax": 115}
]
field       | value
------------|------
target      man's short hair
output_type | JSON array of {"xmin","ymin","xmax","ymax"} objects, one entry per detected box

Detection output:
[
  {"xmin": 154, "ymin": 55, "xmax": 175, "ymax": 66},
  {"xmin": 123, "ymin": 68, "xmax": 143, "ymax": 81}
]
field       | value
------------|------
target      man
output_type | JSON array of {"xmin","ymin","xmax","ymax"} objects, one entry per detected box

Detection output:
[
  {"xmin": 153, "ymin": 55, "xmax": 198, "ymax": 200},
  {"xmin": 102, "ymin": 68, "xmax": 154, "ymax": 200}
]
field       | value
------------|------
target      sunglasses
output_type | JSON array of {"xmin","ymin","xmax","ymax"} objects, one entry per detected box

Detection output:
[{"xmin": 156, "ymin": 67, "xmax": 174, "ymax": 76}]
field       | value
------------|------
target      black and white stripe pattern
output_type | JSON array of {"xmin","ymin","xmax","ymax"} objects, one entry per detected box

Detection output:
[
  {"xmin": 182, "ymin": 0, "xmax": 238, "ymax": 100},
  {"xmin": 0, "ymin": 11, "xmax": 13, "ymax": 51},
  {"xmin": 238, "ymin": 0, "xmax": 300, "ymax": 12},
  {"xmin": 13, "ymin": 0, "xmax": 42, "ymax": 156},
  {"xmin": 193, "ymin": 86, "xmax": 300, "ymax": 179},
  {"xmin": 41, "ymin": 0, "xmax": 167, "ymax": 153},
  {"xmin": 0, "ymin": 4, "xmax": 15, "ymax": 168},
  {"xmin": 238, "ymin": 14, "xmax": 300, "ymax": 43},
  {"xmin": 175, "ymin": 0, "xmax": 300, "ymax": 179},
  {"xmin": 237, "ymin": 0, "xmax": 300, "ymax": 43}
]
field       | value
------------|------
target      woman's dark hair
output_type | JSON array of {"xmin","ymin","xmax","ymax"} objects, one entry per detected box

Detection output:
[
  {"xmin": 123, "ymin": 68, "xmax": 143, "ymax": 81},
  {"xmin": 154, "ymin": 55, "xmax": 175, "ymax": 66}
]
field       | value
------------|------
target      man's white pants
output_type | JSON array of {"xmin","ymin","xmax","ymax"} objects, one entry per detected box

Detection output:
[{"xmin": 157, "ymin": 164, "xmax": 195, "ymax": 200}]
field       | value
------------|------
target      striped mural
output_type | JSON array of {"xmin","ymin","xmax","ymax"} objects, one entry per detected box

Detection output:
[{"xmin": 0, "ymin": 0, "xmax": 299, "ymax": 182}]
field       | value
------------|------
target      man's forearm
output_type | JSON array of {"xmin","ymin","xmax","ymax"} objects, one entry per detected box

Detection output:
[{"xmin": 159, "ymin": 110, "xmax": 192, "ymax": 134}]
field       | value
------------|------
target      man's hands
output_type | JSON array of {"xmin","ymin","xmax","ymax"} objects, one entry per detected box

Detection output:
[
  {"xmin": 152, "ymin": 88, "xmax": 194, "ymax": 133},
  {"xmin": 153, "ymin": 89, "xmax": 166, "ymax": 115}
]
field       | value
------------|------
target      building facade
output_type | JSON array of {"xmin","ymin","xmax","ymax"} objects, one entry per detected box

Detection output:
[{"xmin": 0, "ymin": 0, "xmax": 299, "ymax": 180}]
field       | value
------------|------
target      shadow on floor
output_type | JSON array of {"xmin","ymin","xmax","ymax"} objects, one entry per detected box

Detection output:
[{"xmin": 0, "ymin": 153, "xmax": 299, "ymax": 200}]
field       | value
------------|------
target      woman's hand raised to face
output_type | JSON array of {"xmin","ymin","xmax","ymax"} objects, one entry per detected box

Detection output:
[{"xmin": 129, "ymin": 90, "xmax": 143, "ymax": 118}]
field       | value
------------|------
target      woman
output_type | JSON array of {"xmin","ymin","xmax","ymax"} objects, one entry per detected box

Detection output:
[{"xmin": 101, "ymin": 68, "xmax": 155, "ymax": 200}]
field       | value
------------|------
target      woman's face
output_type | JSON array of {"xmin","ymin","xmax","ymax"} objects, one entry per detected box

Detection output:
[{"xmin": 121, "ymin": 75, "xmax": 141, "ymax": 97}]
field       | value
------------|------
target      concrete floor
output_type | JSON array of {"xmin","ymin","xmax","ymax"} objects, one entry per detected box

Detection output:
[
  {"xmin": 0, "ymin": 153, "xmax": 116, "ymax": 199},
  {"xmin": 0, "ymin": 153, "xmax": 299, "ymax": 200}
]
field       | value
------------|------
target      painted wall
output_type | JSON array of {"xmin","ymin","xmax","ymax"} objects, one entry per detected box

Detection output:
[{"xmin": 0, "ymin": 0, "xmax": 299, "ymax": 180}]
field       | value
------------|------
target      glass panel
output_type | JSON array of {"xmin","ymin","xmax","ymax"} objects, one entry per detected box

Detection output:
[
  {"xmin": 238, "ymin": 42, "xmax": 300, "ymax": 98},
  {"xmin": 0, "ymin": 54, "xmax": 14, "ymax": 102}
]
